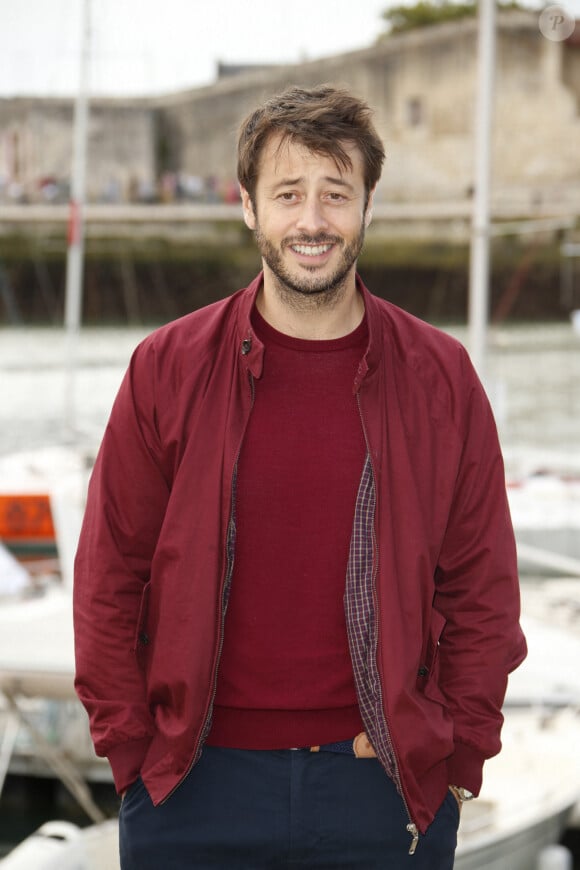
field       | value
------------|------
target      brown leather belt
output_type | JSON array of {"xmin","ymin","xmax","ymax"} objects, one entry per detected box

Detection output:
[{"xmin": 307, "ymin": 731, "xmax": 377, "ymax": 758}]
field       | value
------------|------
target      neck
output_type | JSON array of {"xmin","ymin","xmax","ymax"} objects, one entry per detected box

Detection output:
[{"xmin": 257, "ymin": 268, "xmax": 364, "ymax": 340}]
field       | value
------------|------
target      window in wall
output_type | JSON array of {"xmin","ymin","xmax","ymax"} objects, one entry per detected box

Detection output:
[{"xmin": 406, "ymin": 97, "xmax": 424, "ymax": 127}]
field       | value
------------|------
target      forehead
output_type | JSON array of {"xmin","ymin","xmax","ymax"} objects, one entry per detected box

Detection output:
[{"xmin": 257, "ymin": 132, "xmax": 365, "ymax": 186}]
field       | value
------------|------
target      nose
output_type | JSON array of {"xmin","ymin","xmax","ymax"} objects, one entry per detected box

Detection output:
[{"xmin": 295, "ymin": 196, "xmax": 329, "ymax": 236}]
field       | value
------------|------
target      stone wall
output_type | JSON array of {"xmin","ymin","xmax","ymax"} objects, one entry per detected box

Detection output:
[
  {"xmin": 0, "ymin": 13, "xmax": 579, "ymax": 211},
  {"xmin": 0, "ymin": 97, "xmax": 156, "ymax": 203},
  {"xmin": 493, "ymin": 23, "xmax": 580, "ymax": 206},
  {"xmin": 156, "ymin": 13, "xmax": 580, "ymax": 209},
  {"xmin": 563, "ymin": 32, "xmax": 580, "ymax": 109}
]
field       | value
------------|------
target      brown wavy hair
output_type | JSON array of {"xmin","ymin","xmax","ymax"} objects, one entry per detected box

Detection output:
[{"xmin": 237, "ymin": 85, "xmax": 385, "ymax": 206}]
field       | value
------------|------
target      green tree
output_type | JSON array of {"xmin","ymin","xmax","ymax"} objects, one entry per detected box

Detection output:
[{"xmin": 380, "ymin": 1, "xmax": 530, "ymax": 35}]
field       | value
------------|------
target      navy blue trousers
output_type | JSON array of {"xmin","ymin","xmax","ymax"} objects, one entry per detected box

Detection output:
[{"xmin": 119, "ymin": 746, "xmax": 459, "ymax": 869}]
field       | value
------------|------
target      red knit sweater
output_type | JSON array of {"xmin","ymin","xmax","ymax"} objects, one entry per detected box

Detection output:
[{"xmin": 206, "ymin": 309, "xmax": 367, "ymax": 750}]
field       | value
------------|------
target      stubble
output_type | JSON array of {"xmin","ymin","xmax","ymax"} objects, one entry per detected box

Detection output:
[{"xmin": 253, "ymin": 223, "xmax": 366, "ymax": 313}]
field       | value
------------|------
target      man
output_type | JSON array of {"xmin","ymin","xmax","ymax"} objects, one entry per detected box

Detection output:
[{"xmin": 74, "ymin": 85, "xmax": 526, "ymax": 869}]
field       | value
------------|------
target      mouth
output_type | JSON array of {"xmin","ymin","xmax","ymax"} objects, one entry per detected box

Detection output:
[{"xmin": 290, "ymin": 243, "xmax": 334, "ymax": 257}]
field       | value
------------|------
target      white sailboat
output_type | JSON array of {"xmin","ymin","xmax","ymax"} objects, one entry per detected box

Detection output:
[
  {"xmin": 0, "ymin": 820, "xmax": 119, "ymax": 870},
  {"xmin": 454, "ymin": 577, "xmax": 580, "ymax": 870}
]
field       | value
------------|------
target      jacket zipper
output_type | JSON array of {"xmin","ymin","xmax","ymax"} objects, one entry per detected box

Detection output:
[
  {"xmin": 160, "ymin": 369, "xmax": 255, "ymax": 804},
  {"xmin": 356, "ymin": 392, "xmax": 419, "ymax": 855}
]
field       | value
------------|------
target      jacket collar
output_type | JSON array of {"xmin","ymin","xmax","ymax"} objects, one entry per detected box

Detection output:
[
  {"xmin": 353, "ymin": 274, "xmax": 383, "ymax": 393},
  {"xmin": 236, "ymin": 273, "xmax": 265, "ymax": 379},
  {"xmin": 236, "ymin": 271, "xmax": 383, "ymax": 387}
]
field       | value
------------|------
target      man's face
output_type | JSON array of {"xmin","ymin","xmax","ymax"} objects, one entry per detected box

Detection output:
[{"xmin": 241, "ymin": 134, "xmax": 373, "ymax": 302}]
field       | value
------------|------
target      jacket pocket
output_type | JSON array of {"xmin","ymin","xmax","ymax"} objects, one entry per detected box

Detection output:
[
  {"xmin": 133, "ymin": 581, "xmax": 151, "ymax": 669},
  {"xmin": 416, "ymin": 608, "xmax": 446, "ymax": 694}
]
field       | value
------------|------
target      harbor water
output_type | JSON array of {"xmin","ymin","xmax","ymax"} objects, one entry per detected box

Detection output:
[{"xmin": 0, "ymin": 321, "xmax": 579, "ymax": 472}]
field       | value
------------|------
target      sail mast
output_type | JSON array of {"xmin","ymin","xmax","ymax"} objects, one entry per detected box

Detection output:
[
  {"xmin": 64, "ymin": 0, "xmax": 91, "ymax": 436},
  {"xmin": 468, "ymin": 0, "xmax": 496, "ymax": 381}
]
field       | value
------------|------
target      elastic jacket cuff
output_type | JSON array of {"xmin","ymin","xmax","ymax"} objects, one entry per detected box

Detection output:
[
  {"xmin": 107, "ymin": 737, "xmax": 152, "ymax": 794},
  {"xmin": 447, "ymin": 741, "xmax": 487, "ymax": 796}
]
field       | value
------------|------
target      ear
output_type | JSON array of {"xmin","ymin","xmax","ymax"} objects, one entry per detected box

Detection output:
[
  {"xmin": 364, "ymin": 187, "xmax": 376, "ymax": 228},
  {"xmin": 240, "ymin": 186, "xmax": 256, "ymax": 230}
]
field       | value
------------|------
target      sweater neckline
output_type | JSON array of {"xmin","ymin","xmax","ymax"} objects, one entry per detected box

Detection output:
[{"xmin": 251, "ymin": 306, "xmax": 368, "ymax": 353}]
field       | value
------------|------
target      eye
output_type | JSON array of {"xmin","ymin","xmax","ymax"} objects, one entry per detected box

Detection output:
[
  {"xmin": 278, "ymin": 191, "xmax": 298, "ymax": 202},
  {"xmin": 326, "ymin": 191, "xmax": 346, "ymax": 202}
]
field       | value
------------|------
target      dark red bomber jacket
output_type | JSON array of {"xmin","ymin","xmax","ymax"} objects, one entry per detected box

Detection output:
[{"xmin": 73, "ymin": 273, "xmax": 526, "ymax": 836}]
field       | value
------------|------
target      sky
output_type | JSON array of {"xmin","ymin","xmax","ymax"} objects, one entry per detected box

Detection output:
[{"xmin": 1, "ymin": 0, "xmax": 579, "ymax": 98}]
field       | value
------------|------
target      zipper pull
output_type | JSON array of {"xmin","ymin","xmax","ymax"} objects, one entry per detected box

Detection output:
[{"xmin": 406, "ymin": 823, "xmax": 419, "ymax": 855}]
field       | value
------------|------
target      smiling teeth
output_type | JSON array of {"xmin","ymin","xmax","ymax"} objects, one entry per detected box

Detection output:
[{"xmin": 292, "ymin": 244, "xmax": 332, "ymax": 256}]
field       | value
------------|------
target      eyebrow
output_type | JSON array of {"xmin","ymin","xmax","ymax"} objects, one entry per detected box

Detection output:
[{"xmin": 270, "ymin": 176, "xmax": 356, "ymax": 193}]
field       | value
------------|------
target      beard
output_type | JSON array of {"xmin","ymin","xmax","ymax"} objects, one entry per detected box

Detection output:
[{"xmin": 253, "ymin": 221, "xmax": 366, "ymax": 311}]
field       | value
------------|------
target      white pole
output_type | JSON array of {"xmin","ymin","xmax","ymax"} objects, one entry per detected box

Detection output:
[
  {"xmin": 63, "ymin": 0, "xmax": 90, "ymax": 438},
  {"xmin": 468, "ymin": 0, "xmax": 496, "ymax": 381}
]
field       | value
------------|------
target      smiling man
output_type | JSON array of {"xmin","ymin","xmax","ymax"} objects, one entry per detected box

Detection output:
[
  {"xmin": 245, "ymin": 135, "xmax": 369, "ymax": 319},
  {"xmin": 74, "ymin": 85, "xmax": 526, "ymax": 869}
]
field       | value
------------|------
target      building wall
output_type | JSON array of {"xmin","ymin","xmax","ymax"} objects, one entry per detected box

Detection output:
[
  {"xmin": 0, "ymin": 98, "xmax": 156, "ymax": 203},
  {"xmin": 0, "ymin": 14, "xmax": 578, "ymax": 209},
  {"xmin": 493, "ymin": 23, "xmax": 580, "ymax": 205},
  {"xmin": 369, "ymin": 23, "xmax": 477, "ymax": 201},
  {"xmin": 87, "ymin": 103, "xmax": 157, "ymax": 202},
  {"xmin": 157, "ymin": 13, "xmax": 580, "ymax": 207},
  {"xmin": 562, "ymin": 36, "xmax": 580, "ymax": 109}
]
